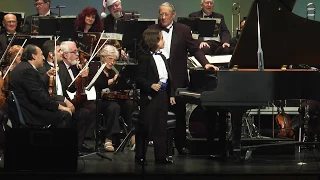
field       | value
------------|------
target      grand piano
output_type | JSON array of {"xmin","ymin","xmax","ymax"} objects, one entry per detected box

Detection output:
[{"xmin": 177, "ymin": 0, "xmax": 320, "ymax": 160}]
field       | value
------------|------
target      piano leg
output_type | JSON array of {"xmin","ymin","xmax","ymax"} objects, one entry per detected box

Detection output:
[{"xmin": 229, "ymin": 107, "xmax": 251, "ymax": 161}]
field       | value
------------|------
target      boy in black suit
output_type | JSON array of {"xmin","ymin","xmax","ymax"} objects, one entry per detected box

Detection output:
[{"xmin": 135, "ymin": 28, "xmax": 176, "ymax": 165}]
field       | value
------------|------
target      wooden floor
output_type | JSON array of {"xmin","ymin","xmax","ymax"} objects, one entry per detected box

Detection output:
[{"xmin": 1, "ymin": 142, "xmax": 320, "ymax": 180}]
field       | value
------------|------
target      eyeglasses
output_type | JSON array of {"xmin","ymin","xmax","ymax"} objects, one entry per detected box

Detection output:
[
  {"xmin": 34, "ymin": 2, "xmax": 46, "ymax": 7},
  {"xmin": 159, "ymin": 13, "xmax": 172, "ymax": 18},
  {"xmin": 203, "ymin": 1, "xmax": 214, "ymax": 5}
]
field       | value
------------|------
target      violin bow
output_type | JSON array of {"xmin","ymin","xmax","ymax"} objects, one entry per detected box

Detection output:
[
  {"xmin": 54, "ymin": 36, "xmax": 59, "ymax": 86},
  {"xmin": 68, "ymin": 30, "xmax": 108, "ymax": 88},
  {"xmin": 3, "ymin": 39, "xmax": 27, "ymax": 79},
  {"xmin": 0, "ymin": 33, "xmax": 16, "ymax": 64}
]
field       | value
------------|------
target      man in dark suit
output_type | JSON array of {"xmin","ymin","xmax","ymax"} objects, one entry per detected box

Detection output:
[
  {"xmin": 101, "ymin": 0, "xmax": 139, "ymax": 33},
  {"xmin": 0, "ymin": 14, "xmax": 22, "ymax": 58},
  {"xmin": 9, "ymin": 44, "xmax": 72, "ymax": 127},
  {"xmin": 22, "ymin": 0, "xmax": 57, "ymax": 34},
  {"xmin": 149, "ymin": 2, "xmax": 219, "ymax": 155},
  {"xmin": 189, "ymin": 0, "xmax": 231, "ymax": 55}
]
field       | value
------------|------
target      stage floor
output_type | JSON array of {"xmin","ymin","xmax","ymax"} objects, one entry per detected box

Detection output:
[{"xmin": 1, "ymin": 142, "xmax": 320, "ymax": 180}]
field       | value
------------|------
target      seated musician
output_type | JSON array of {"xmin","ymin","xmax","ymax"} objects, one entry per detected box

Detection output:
[
  {"xmin": 74, "ymin": 7, "xmax": 103, "ymax": 33},
  {"xmin": 38, "ymin": 40, "xmax": 96, "ymax": 154},
  {"xmin": 22, "ymin": 0, "xmax": 57, "ymax": 34},
  {"xmin": 88, "ymin": 44, "xmax": 135, "ymax": 152},
  {"xmin": 2, "ymin": 45, "xmax": 23, "ymax": 76},
  {"xmin": 189, "ymin": 0, "xmax": 231, "ymax": 55},
  {"xmin": 0, "ymin": 13, "xmax": 22, "ymax": 57},
  {"xmin": 101, "ymin": 0, "xmax": 139, "ymax": 33},
  {"xmin": 298, "ymin": 100, "xmax": 320, "ymax": 143},
  {"xmin": 9, "ymin": 44, "xmax": 73, "ymax": 128},
  {"xmin": 227, "ymin": 18, "xmax": 246, "ymax": 55}
]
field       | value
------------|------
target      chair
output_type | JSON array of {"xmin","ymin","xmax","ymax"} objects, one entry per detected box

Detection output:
[
  {"xmin": 4, "ymin": 91, "xmax": 78, "ymax": 172},
  {"xmin": 114, "ymin": 110, "xmax": 176, "ymax": 156}
]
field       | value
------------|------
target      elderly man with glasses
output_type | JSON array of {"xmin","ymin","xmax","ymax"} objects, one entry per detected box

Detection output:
[
  {"xmin": 189, "ymin": 0, "xmax": 231, "ymax": 55},
  {"xmin": 22, "ymin": 0, "xmax": 58, "ymax": 34}
]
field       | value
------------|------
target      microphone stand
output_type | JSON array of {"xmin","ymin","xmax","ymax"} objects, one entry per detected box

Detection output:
[{"xmin": 81, "ymin": 63, "xmax": 113, "ymax": 161}]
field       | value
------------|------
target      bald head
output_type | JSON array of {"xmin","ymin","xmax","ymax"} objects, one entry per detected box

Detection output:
[{"xmin": 3, "ymin": 14, "xmax": 17, "ymax": 34}]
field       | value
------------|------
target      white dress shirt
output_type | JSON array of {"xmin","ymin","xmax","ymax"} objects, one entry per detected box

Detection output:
[
  {"xmin": 63, "ymin": 61, "xmax": 75, "ymax": 81},
  {"xmin": 152, "ymin": 52, "xmax": 168, "ymax": 83},
  {"xmin": 161, "ymin": 22, "xmax": 174, "ymax": 59}
]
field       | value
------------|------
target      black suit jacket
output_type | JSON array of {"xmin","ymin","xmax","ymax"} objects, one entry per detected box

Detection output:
[
  {"xmin": 88, "ymin": 61, "xmax": 114, "ymax": 91},
  {"xmin": 9, "ymin": 61, "xmax": 60, "ymax": 126},
  {"xmin": 0, "ymin": 32, "xmax": 23, "ymax": 59},
  {"xmin": 189, "ymin": 10, "xmax": 231, "ymax": 44},
  {"xmin": 149, "ymin": 22, "xmax": 209, "ymax": 89},
  {"xmin": 56, "ymin": 61, "xmax": 78, "ymax": 100},
  {"xmin": 136, "ymin": 53, "xmax": 174, "ymax": 104},
  {"xmin": 22, "ymin": 12, "xmax": 58, "ymax": 34}
]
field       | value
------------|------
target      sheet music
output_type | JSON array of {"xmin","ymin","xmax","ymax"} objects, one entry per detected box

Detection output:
[
  {"xmin": 188, "ymin": 55, "xmax": 232, "ymax": 67},
  {"xmin": 66, "ymin": 86, "xmax": 96, "ymax": 101},
  {"xmin": 101, "ymin": 33, "xmax": 123, "ymax": 40}
]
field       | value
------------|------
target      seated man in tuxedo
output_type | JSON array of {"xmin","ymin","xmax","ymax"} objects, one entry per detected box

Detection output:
[
  {"xmin": 22, "ymin": 0, "xmax": 57, "ymax": 34},
  {"xmin": 101, "ymin": 0, "xmax": 139, "ymax": 33},
  {"xmin": 0, "ymin": 13, "xmax": 22, "ymax": 58},
  {"xmin": 189, "ymin": 0, "xmax": 231, "ymax": 55},
  {"xmin": 9, "ymin": 44, "xmax": 72, "ymax": 128}
]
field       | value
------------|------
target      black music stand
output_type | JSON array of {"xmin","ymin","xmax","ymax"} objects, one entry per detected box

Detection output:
[
  {"xmin": 116, "ymin": 19, "xmax": 157, "ymax": 62},
  {"xmin": 82, "ymin": 62, "xmax": 113, "ymax": 161},
  {"xmin": 177, "ymin": 17, "xmax": 217, "ymax": 37},
  {"xmin": 11, "ymin": 35, "xmax": 52, "ymax": 47},
  {"xmin": 38, "ymin": 16, "xmax": 76, "ymax": 40},
  {"xmin": 113, "ymin": 64, "xmax": 138, "ymax": 92}
]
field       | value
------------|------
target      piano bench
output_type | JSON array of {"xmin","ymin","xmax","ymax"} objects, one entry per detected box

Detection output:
[{"xmin": 132, "ymin": 110, "xmax": 176, "ymax": 156}]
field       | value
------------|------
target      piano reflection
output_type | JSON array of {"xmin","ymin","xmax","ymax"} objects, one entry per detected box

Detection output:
[{"xmin": 176, "ymin": 0, "xmax": 320, "ymax": 161}]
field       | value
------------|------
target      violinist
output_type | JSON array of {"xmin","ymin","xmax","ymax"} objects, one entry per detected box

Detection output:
[
  {"xmin": 88, "ymin": 44, "xmax": 135, "ymax": 152},
  {"xmin": 2, "ymin": 45, "xmax": 23, "ymax": 77},
  {"xmin": 56, "ymin": 41, "xmax": 96, "ymax": 154}
]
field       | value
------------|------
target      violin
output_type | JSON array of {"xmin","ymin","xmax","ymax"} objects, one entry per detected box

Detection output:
[
  {"xmin": 276, "ymin": 103, "xmax": 294, "ymax": 138},
  {"xmin": 48, "ymin": 37, "xmax": 58, "ymax": 99},
  {"xmin": 73, "ymin": 51, "xmax": 88, "ymax": 108},
  {"xmin": 102, "ymin": 90, "xmax": 132, "ymax": 100}
]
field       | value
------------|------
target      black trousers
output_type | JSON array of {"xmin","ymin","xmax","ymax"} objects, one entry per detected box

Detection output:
[
  {"xmin": 202, "ymin": 40, "xmax": 232, "ymax": 55},
  {"xmin": 135, "ymin": 91, "xmax": 168, "ymax": 160}
]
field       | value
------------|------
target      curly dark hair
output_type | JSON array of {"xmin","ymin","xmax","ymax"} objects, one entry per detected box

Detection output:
[
  {"xmin": 74, "ymin": 7, "xmax": 103, "ymax": 32},
  {"xmin": 140, "ymin": 28, "xmax": 161, "ymax": 54}
]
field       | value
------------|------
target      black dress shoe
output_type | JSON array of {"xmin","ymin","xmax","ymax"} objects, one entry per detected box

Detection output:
[
  {"xmin": 81, "ymin": 143, "xmax": 94, "ymax": 153},
  {"xmin": 155, "ymin": 157, "xmax": 174, "ymax": 164},
  {"xmin": 177, "ymin": 147, "xmax": 190, "ymax": 155},
  {"xmin": 134, "ymin": 158, "xmax": 148, "ymax": 165}
]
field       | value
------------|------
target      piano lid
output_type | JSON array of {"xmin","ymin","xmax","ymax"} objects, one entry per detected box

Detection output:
[{"xmin": 229, "ymin": 0, "xmax": 320, "ymax": 69}]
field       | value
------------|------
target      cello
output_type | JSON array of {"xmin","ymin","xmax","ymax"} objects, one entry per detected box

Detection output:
[{"xmin": 276, "ymin": 101, "xmax": 294, "ymax": 138}]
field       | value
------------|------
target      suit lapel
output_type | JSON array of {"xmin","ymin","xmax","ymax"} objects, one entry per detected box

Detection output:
[{"xmin": 170, "ymin": 22, "xmax": 178, "ymax": 61}]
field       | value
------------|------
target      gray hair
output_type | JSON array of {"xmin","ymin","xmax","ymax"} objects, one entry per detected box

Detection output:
[
  {"xmin": 60, "ymin": 41, "xmax": 76, "ymax": 53},
  {"xmin": 201, "ymin": 0, "xmax": 214, "ymax": 4},
  {"xmin": 100, "ymin": 45, "xmax": 119, "ymax": 60},
  {"xmin": 160, "ymin": 2, "xmax": 176, "ymax": 14}
]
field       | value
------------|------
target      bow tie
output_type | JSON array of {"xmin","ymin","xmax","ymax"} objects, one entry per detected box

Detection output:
[
  {"xmin": 160, "ymin": 26, "xmax": 172, "ymax": 33},
  {"xmin": 154, "ymin": 51, "xmax": 162, "ymax": 55},
  {"xmin": 204, "ymin": 15, "xmax": 212, "ymax": 18}
]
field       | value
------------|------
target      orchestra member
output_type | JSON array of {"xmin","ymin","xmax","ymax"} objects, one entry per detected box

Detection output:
[
  {"xmin": 149, "ymin": 2, "xmax": 218, "ymax": 155},
  {"xmin": 22, "ymin": 0, "xmax": 57, "ymax": 34},
  {"xmin": 135, "ymin": 28, "xmax": 175, "ymax": 165},
  {"xmin": 189, "ymin": 0, "xmax": 231, "ymax": 55},
  {"xmin": 0, "ymin": 14, "xmax": 21, "ymax": 58},
  {"xmin": 2, "ymin": 45, "xmax": 23, "ymax": 75},
  {"xmin": 228, "ymin": 18, "xmax": 246, "ymax": 54},
  {"xmin": 9, "ymin": 44, "xmax": 73, "ymax": 128},
  {"xmin": 74, "ymin": 7, "xmax": 103, "ymax": 33},
  {"xmin": 88, "ymin": 44, "xmax": 135, "ymax": 152},
  {"xmin": 54, "ymin": 41, "xmax": 97, "ymax": 154},
  {"xmin": 101, "ymin": 0, "xmax": 139, "ymax": 33}
]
